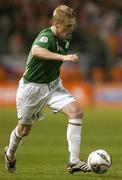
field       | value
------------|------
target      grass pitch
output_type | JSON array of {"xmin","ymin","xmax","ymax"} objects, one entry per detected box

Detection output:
[{"xmin": 0, "ymin": 107, "xmax": 122, "ymax": 180}]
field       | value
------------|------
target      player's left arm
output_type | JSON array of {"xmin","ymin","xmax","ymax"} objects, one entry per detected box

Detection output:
[{"xmin": 32, "ymin": 46, "xmax": 78, "ymax": 62}]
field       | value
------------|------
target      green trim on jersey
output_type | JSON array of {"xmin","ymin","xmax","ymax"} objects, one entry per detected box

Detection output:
[{"xmin": 23, "ymin": 27, "xmax": 71, "ymax": 83}]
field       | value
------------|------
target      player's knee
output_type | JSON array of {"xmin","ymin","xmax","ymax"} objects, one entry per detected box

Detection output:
[
  {"xmin": 18, "ymin": 124, "xmax": 32, "ymax": 137},
  {"xmin": 20, "ymin": 128, "xmax": 30, "ymax": 137},
  {"xmin": 70, "ymin": 108, "xmax": 83, "ymax": 119},
  {"xmin": 75, "ymin": 109, "xmax": 83, "ymax": 119}
]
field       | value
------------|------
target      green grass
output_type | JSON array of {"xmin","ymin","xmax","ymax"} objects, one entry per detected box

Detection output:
[{"xmin": 0, "ymin": 107, "xmax": 122, "ymax": 180}]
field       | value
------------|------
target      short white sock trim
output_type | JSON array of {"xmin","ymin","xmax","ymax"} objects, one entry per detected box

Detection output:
[
  {"xmin": 7, "ymin": 128, "xmax": 22, "ymax": 160},
  {"xmin": 69, "ymin": 119, "xmax": 82, "ymax": 125},
  {"xmin": 67, "ymin": 120, "xmax": 82, "ymax": 163}
]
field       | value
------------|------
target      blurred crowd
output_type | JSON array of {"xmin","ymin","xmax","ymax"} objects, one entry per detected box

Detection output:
[{"xmin": 0, "ymin": 0, "xmax": 122, "ymax": 82}]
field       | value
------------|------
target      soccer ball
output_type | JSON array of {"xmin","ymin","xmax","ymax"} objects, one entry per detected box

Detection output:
[{"xmin": 87, "ymin": 149, "xmax": 112, "ymax": 174}]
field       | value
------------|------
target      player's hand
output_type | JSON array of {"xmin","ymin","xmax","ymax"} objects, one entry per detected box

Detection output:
[{"xmin": 63, "ymin": 54, "xmax": 79, "ymax": 62}]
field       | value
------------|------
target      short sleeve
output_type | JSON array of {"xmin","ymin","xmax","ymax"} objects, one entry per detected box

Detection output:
[{"xmin": 35, "ymin": 34, "xmax": 50, "ymax": 49}]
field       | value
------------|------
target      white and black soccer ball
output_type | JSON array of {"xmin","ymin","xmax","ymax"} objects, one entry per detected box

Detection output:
[{"xmin": 87, "ymin": 149, "xmax": 112, "ymax": 174}]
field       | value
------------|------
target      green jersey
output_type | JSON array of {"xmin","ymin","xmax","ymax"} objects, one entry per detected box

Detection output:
[{"xmin": 23, "ymin": 27, "xmax": 71, "ymax": 83}]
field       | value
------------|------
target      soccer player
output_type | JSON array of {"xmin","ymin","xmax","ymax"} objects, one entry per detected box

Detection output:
[{"xmin": 4, "ymin": 5, "xmax": 90, "ymax": 174}]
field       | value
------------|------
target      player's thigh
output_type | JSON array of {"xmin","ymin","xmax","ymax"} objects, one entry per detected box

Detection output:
[
  {"xmin": 16, "ymin": 81, "xmax": 39, "ymax": 111},
  {"xmin": 61, "ymin": 101, "xmax": 83, "ymax": 119},
  {"xmin": 16, "ymin": 79, "xmax": 49, "ymax": 124},
  {"xmin": 47, "ymin": 83, "xmax": 83, "ymax": 119}
]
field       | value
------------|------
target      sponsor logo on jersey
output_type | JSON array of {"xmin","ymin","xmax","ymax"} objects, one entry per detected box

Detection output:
[{"xmin": 39, "ymin": 36, "xmax": 48, "ymax": 43}]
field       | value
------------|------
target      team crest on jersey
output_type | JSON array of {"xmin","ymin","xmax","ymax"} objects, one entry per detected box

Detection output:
[
  {"xmin": 65, "ymin": 41, "xmax": 69, "ymax": 49},
  {"xmin": 39, "ymin": 36, "xmax": 48, "ymax": 43}
]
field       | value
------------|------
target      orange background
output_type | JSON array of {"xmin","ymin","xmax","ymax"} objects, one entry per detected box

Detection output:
[{"xmin": 0, "ymin": 81, "xmax": 18, "ymax": 107}]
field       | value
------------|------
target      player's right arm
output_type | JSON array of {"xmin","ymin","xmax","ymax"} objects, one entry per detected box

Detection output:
[{"xmin": 32, "ymin": 46, "xmax": 78, "ymax": 62}]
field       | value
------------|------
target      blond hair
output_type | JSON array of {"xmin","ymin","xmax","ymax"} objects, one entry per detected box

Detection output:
[{"xmin": 53, "ymin": 5, "xmax": 76, "ymax": 24}]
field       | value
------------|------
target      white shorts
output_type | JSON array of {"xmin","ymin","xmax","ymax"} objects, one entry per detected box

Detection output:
[{"xmin": 16, "ymin": 78, "xmax": 75, "ymax": 125}]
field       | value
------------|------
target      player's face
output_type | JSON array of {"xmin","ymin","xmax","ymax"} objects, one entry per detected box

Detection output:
[{"xmin": 55, "ymin": 18, "xmax": 75, "ymax": 39}]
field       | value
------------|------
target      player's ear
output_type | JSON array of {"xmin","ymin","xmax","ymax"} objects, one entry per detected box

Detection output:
[
  {"xmin": 55, "ymin": 24, "xmax": 60, "ymax": 29},
  {"xmin": 53, "ymin": 20, "xmax": 60, "ymax": 28}
]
